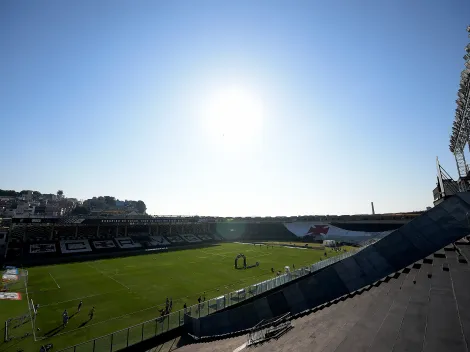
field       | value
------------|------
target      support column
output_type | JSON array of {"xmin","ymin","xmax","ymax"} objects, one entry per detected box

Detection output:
[
  {"xmin": 75, "ymin": 225, "xmax": 78, "ymax": 238},
  {"xmin": 96, "ymin": 225, "xmax": 100, "ymax": 236}
]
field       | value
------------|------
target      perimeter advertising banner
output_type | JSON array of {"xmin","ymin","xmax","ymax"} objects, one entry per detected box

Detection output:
[{"xmin": 0, "ymin": 292, "xmax": 22, "ymax": 300}]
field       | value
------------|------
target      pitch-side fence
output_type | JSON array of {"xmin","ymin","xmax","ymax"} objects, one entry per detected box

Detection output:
[{"xmin": 56, "ymin": 246, "xmax": 367, "ymax": 352}]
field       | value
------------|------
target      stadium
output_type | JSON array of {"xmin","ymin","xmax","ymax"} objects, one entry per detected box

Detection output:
[
  {"xmin": 0, "ymin": 214, "xmax": 412, "ymax": 350},
  {"xmin": 2, "ymin": 4, "xmax": 470, "ymax": 352},
  {"xmin": 0, "ymin": 203, "xmax": 469, "ymax": 352}
]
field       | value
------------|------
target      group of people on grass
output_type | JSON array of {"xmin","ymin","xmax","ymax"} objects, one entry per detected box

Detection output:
[
  {"xmin": 60, "ymin": 301, "xmax": 95, "ymax": 328},
  {"xmin": 160, "ymin": 297, "xmax": 173, "ymax": 317}
]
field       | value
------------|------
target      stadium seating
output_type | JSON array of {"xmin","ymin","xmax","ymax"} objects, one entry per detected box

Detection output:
[{"xmin": 2, "ymin": 221, "xmax": 219, "ymax": 264}]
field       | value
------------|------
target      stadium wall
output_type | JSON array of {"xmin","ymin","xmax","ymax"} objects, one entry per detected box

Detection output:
[{"xmin": 186, "ymin": 193, "xmax": 470, "ymax": 338}]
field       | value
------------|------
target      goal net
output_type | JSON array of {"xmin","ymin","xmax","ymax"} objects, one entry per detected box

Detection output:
[{"xmin": 2, "ymin": 268, "xmax": 35, "ymax": 343}]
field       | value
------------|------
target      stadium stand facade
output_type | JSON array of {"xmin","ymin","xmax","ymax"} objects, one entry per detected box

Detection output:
[
  {"xmin": 1, "ymin": 216, "xmax": 408, "ymax": 266},
  {"xmin": 4, "ymin": 200, "xmax": 469, "ymax": 352}
]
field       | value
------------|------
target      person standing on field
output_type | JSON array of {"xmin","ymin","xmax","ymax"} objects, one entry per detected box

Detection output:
[{"xmin": 89, "ymin": 307, "xmax": 95, "ymax": 320}]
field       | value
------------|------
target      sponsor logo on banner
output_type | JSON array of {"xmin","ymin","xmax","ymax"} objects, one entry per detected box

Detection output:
[
  {"xmin": 180, "ymin": 234, "xmax": 201, "ymax": 243},
  {"xmin": 4, "ymin": 269, "xmax": 19, "ymax": 275},
  {"xmin": 30, "ymin": 244, "xmax": 56, "ymax": 254},
  {"xmin": 0, "ymin": 292, "xmax": 22, "ymax": 300},
  {"xmin": 93, "ymin": 240, "xmax": 116, "ymax": 249},
  {"xmin": 60, "ymin": 240, "xmax": 92, "ymax": 254},
  {"xmin": 115, "ymin": 237, "xmax": 142, "ymax": 249},
  {"xmin": 2, "ymin": 274, "xmax": 19, "ymax": 282}
]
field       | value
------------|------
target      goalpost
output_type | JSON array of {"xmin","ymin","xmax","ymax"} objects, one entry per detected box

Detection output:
[
  {"xmin": 3, "ymin": 269, "xmax": 36, "ymax": 342},
  {"xmin": 24, "ymin": 269, "xmax": 38, "ymax": 339}
]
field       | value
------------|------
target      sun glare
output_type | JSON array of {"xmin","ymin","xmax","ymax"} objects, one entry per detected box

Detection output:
[{"xmin": 203, "ymin": 87, "xmax": 265, "ymax": 147}]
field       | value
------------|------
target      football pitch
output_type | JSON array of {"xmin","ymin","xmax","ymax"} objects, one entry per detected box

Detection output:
[{"xmin": 1, "ymin": 243, "xmax": 349, "ymax": 351}]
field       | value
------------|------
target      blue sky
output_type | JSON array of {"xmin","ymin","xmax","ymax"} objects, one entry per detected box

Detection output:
[{"xmin": 1, "ymin": 0, "xmax": 469, "ymax": 216}]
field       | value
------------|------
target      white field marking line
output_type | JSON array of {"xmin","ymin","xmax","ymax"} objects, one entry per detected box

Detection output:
[
  {"xmin": 200, "ymin": 249, "xmax": 229, "ymax": 258},
  {"xmin": 49, "ymin": 272, "xmax": 60, "ymax": 289},
  {"xmin": 23, "ymin": 269, "xmax": 37, "ymax": 341},
  {"xmin": 233, "ymin": 342, "xmax": 247, "ymax": 352},
  {"xmin": 40, "ymin": 288, "xmax": 129, "ymax": 308},
  {"xmin": 86, "ymin": 262, "xmax": 130, "ymax": 290}
]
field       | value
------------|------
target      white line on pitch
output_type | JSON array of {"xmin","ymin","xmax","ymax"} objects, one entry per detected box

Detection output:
[
  {"xmin": 86, "ymin": 263, "xmax": 130, "ymax": 290},
  {"xmin": 40, "ymin": 288, "xmax": 129, "ymax": 307},
  {"xmin": 49, "ymin": 272, "xmax": 60, "ymax": 289}
]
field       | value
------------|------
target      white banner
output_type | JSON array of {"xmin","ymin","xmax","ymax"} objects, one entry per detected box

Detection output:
[
  {"xmin": 93, "ymin": 240, "xmax": 116, "ymax": 249},
  {"xmin": 115, "ymin": 237, "xmax": 142, "ymax": 249},
  {"xmin": 283, "ymin": 222, "xmax": 393, "ymax": 244},
  {"xmin": 4, "ymin": 269, "xmax": 18, "ymax": 275},
  {"xmin": 180, "ymin": 234, "xmax": 201, "ymax": 243},
  {"xmin": 30, "ymin": 244, "xmax": 56, "ymax": 254},
  {"xmin": 60, "ymin": 240, "xmax": 92, "ymax": 254},
  {"xmin": 2, "ymin": 274, "xmax": 19, "ymax": 282},
  {"xmin": 0, "ymin": 292, "xmax": 22, "ymax": 300},
  {"xmin": 166, "ymin": 236, "xmax": 185, "ymax": 243},
  {"xmin": 148, "ymin": 236, "xmax": 170, "ymax": 246}
]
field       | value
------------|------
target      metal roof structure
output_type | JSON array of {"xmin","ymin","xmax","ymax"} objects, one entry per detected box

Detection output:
[{"xmin": 449, "ymin": 26, "xmax": 470, "ymax": 191}]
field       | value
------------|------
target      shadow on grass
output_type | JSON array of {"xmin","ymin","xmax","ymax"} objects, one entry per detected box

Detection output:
[{"xmin": 41, "ymin": 311, "xmax": 94, "ymax": 338}]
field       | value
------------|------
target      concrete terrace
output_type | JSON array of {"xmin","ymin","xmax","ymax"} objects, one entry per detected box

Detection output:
[{"xmin": 147, "ymin": 242, "xmax": 470, "ymax": 352}]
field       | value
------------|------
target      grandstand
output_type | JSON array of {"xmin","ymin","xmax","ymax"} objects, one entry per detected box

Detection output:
[
  {"xmin": 2, "ymin": 203, "xmax": 469, "ymax": 352},
  {"xmin": 1, "ymin": 216, "xmax": 406, "ymax": 265}
]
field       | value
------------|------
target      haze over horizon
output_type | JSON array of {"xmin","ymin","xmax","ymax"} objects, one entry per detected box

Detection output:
[{"xmin": 2, "ymin": 0, "xmax": 469, "ymax": 216}]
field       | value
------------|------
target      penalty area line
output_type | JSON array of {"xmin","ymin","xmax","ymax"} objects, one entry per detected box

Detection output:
[{"xmin": 49, "ymin": 272, "xmax": 60, "ymax": 289}]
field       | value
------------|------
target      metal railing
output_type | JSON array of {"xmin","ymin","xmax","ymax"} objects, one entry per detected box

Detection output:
[{"xmin": 56, "ymin": 246, "xmax": 364, "ymax": 352}]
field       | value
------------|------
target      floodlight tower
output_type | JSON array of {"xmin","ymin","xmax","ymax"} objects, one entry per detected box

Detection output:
[{"xmin": 449, "ymin": 25, "xmax": 470, "ymax": 192}]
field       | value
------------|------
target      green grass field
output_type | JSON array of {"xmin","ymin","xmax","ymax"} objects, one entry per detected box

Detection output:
[{"xmin": 1, "ymin": 243, "xmax": 350, "ymax": 352}]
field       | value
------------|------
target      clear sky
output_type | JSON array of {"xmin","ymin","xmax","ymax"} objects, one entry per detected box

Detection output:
[{"xmin": 1, "ymin": 0, "xmax": 469, "ymax": 216}]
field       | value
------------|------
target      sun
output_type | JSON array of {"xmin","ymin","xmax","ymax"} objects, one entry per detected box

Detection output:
[{"xmin": 203, "ymin": 86, "xmax": 265, "ymax": 146}]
